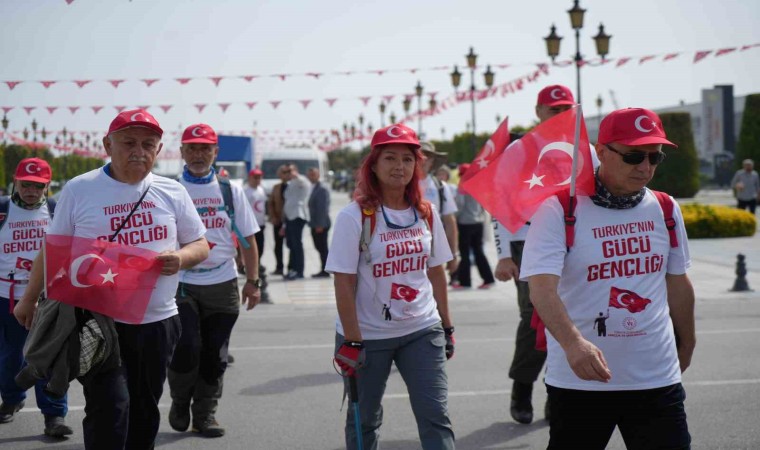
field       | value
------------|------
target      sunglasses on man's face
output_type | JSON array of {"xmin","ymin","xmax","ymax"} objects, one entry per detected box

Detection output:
[{"xmin": 605, "ymin": 144, "xmax": 666, "ymax": 166}]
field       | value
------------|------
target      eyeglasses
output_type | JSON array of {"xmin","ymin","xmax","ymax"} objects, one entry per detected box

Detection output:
[
  {"xmin": 381, "ymin": 205, "xmax": 418, "ymax": 230},
  {"xmin": 20, "ymin": 181, "xmax": 46, "ymax": 190},
  {"xmin": 605, "ymin": 144, "xmax": 666, "ymax": 166}
]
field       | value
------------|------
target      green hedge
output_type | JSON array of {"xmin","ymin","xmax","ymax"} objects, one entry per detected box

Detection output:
[
  {"xmin": 736, "ymin": 93, "xmax": 760, "ymax": 169},
  {"xmin": 681, "ymin": 203, "xmax": 756, "ymax": 238},
  {"xmin": 649, "ymin": 112, "xmax": 700, "ymax": 198}
]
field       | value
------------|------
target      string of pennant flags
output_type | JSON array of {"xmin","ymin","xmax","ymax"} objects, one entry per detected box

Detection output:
[{"xmin": 1, "ymin": 42, "xmax": 757, "ymax": 94}]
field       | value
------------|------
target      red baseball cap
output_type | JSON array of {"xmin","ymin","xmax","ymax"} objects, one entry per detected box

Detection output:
[
  {"xmin": 15, "ymin": 158, "xmax": 52, "ymax": 184},
  {"xmin": 537, "ymin": 85, "xmax": 575, "ymax": 106},
  {"xmin": 182, "ymin": 123, "xmax": 218, "ymax": 144},
  {"xmin": 249, "ymin": 168, "xmax": 263, "ymax": 176},
  {"xmin": 371, "ymin": 124, "xmax": 420, "ymax": 150},
  {"xmin": 107, "ymin": 108, "xmax": 163, "ymax": 137},
  {"xmin": 598, "ymin": 108, "xmax": 677, "ymax": 147}
]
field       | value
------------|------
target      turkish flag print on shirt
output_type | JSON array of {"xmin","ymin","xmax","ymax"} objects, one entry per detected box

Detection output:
[
  {"xmin": 390, "ymin": 283, "xmax": 419, "ymax": 302},
  {"xmin": 461, "ymin": 118, "xmax": 510, "ymax": 182},
  {"xmin": 609, "ymin": 286, "xmax": 652, "ymax": 313},
  {"xmin": 45, "ymin": 235, "xmax": 162, "ymax": 324},
  {"xmin": 461, "ymin": 106, "xmax": 595, "ymax": 233}
]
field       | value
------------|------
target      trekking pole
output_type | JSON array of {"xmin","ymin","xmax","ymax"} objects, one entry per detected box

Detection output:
[{"xmin": 349, "ymin": 375, "xmax": 364, "ymax": 450}]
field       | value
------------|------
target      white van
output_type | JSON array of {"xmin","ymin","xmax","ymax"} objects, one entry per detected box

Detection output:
[{"xmin": 260, "ymin": 146, "xmax": 329, "ymax": 193}]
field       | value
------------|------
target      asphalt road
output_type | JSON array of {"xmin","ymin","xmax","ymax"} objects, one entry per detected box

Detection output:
[{"xmin": 2, "ymin": 188, "xmax": 759, "ymax": 450}]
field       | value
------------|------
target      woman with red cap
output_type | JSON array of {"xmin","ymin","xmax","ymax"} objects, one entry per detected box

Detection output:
[{"xmin": 327, "ymin": 124, "xmax": 456, "ymax": 449}]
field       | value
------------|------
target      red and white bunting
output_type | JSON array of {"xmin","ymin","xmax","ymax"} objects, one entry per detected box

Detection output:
[
  {"xmin": 663, "ymin": 53, "xmax": 680, "ymax": 61},
  {"xmin": 4, "ymin": 81, "xmax": 22, "ymax": 90},
  {"xmin": 114, "ymin": 106, "xmax": 126, "ymax": 113},
  {"xmin": 359, "ymin": 96, "xmax": 371, "ymax": 106},
  {"xmin": 306, "ymin": 72, "xmax": 322, "ymax": 79},
  {"xmin": 245, "ymin": 102, "xmax": 257, "ymax": 110},
  {"xmin": 194, "ymin": 104, "xmax": 206, "ymax": 113},
  {"xmin": 639, "ymin": 55, "xmax": 657, "ymax": 65},
  {"xmin": 74, "ymin": 80, "xmax": 92, "ymax": 88},
  {"xmin": 40, "ymin": 81, "xmax": 57, "ymax": 89},
  {"xmin": 616, "ymin": 57, "xmax": 632, "ymax": 67},
  {"xmin": 274, "ymin": 74, "xmax": 288, "ymax": 81},
  {"xmin": 175, "ymin": 78, "xmax": 192, "ymax": 85},
  {"xmin": 382, "ymin": 95, "xmax": 395, "ymax": 104},
  {"xmin": 159, "ymin": 105, "xmax": 172, "ymax": 113},
  {"xmin": 68, "ymin": 106, "xmax": 80, "ymax": 114},
  {"xmin": 694, "ymin": 50, "xmax": 712, "ymax": 63},
  {"xmin": 209, "ymin": 77, "xmax": 224, "ymax": 87},
  {"xmin": 141, "ymin": 79, "xmax": 160, "ymax": 87},
  {"xmin": 270, "ymin": 101, "xmax": 282, "ymax": 109},
  {"xmin": 241, "ymin": 75, "xmax": 257, "ymax": 82},
  {"xmin": 299, "ymin": 100, "xmax": 312, "ymax": 109},
  {"xmin": 1, "ymin": 106, "xmax": 14, "ymax": 114},
  {"xmin": 46, "ymin": 106, "xmax": 58, "ymax": 114},
  {"xmin": 23, "ymin": 106, "xmax": 36, "ymax": 115},
  {"xmin": 138, "ymin": 105, "xmax": 149, "ymax": 111},
  {"xmin": 715, "ymin": 47, "xmax": 737, "ymax": 57},
  {"xmin": 325, "ymin": 98, "xmax": 338, "ymax": 107},
  {"xmin": 371, "ymin": 70, "xmax": 385, "ymax": 76},
  {"xmin": 108, "ymin": 79, "xmax": 125, "ymax": 88},
  {"xmin": 218, "ymin": 103, "xmax": 231, "ymax": 112},
  {"xmin": 91, "ymin": 106, "xmax": 104, "ymax": 114}
]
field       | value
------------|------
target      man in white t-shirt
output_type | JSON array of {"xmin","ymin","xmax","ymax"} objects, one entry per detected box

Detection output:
[
  {"xmin": 520, "ymin": 108, "xmax": 695, "ymax": 449},
  {"xmin": 170, "ymin": 123, "xmax": 261, "ymax": 438},
  {"xmin": 419, "ymin": 141, "xmax": 458, "ymax": 275},
  {"xmin": 0, "ymin": 159, "xmax": 72, "ymax": 437},
  {"xmin": 14, "ymin": 109, "xmax": 209, "ymax": 450}
]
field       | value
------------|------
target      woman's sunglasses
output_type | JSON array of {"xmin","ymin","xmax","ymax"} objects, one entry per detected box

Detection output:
[{"xmin": 605, "ymin": 144, "xmax": 666, "ymax": 166}]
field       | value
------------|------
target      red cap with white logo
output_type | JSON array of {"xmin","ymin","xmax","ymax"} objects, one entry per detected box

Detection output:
[
  {"xmin": 249, "ymin": 168, "xmax": 263, "ymax": 176},
  {"xmin": 598, "ymin": 108, "xmax": 677, "ymax": 147},
  {"xmin": 537, "ymin": 85, "xmax": 575, "ymax": 107},
  {"xmin": 107, "ymin": 108, "xmax": 163, "ymax": 137},
  {"xmin": 15, "ymin": 157, "xmax": 52, "ymax": 184},
  {"xmin": 182, "ymin": 123, "xmax": 218, "ymax": 144},
  {"xmin": 370, "ymin": 124, "xmax": 420, "ymax": 150}
]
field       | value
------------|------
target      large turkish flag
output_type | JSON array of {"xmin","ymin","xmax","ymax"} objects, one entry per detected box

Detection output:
[
  {"xmin": 45, "ymin": 235, "xmax": 162, "ymax": 323},
  {"xmin": 460, "ymin": 118, "xmax": 510, "ymax": 183},
  {"xmin": 461, "ymin": 106, "xmax": 595, "ymax": 232}
]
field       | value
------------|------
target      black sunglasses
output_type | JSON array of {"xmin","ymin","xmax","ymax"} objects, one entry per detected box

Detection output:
[{"xmin": 605, "ymin": 144, "xmax": 666, "ymax": 166}]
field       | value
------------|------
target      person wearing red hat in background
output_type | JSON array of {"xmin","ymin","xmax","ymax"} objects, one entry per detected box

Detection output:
[
  {"xmin": 243, "ymin": 167, "xmax": 270, "ymax": 302},
  {"xmin": 0, "ymin": 158, "xmax": 73, "ymax": 437},
  {"xmin": 452, "ymin": 163, "xmax": 496, "ymax": 290},
  {"xmin": 520, "ymin": 108, "xmax": 694, "ymax": 449},
  {"xmin": 328, "ymin": 124, "xmax": 456, "ymax": 449},
  {"xmin": 169, "ymin": 123, "xmax": 261, "ymax": 438},
  {"xmin": 492, "ymin": 84, "xmax": 581, "ymax": 424},
  {"xmin": 14, "ymin": 109, "xmax": 209, "ymax": 450}
]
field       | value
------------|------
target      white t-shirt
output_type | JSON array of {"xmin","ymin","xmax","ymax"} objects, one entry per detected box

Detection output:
[
  {"xmin": 243, "ymin": 184, "xmax": 268, "ymax": 227},
  {"xmin": 520, "ymin": 190, "xmax": 690, "ymax": 391},
  {"xmin": 493, "ymin": 220, "xmax": 529, "ymax": 259},
  {"xmin": 420, "ymin": 175, "xmax": 457, "ymax": 216},
  {"xmin": 0, "ymin": 201, "xmax": 52, "ymax": 299},
  {"xmin": 49, "ymin": 168, "xmax": 206, "ymax": 324},
  {"xmin": 179, "ymin": 178, "xmax": 260, "ymax": 285},
  {"xmin": 326, "ymin": 202, "xmax": 453, "ymax": 340}
]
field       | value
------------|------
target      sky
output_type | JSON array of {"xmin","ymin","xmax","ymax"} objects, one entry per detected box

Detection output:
[{"xmin": 1, "ymin": 0, "xmax": 758, "ymax": 157}]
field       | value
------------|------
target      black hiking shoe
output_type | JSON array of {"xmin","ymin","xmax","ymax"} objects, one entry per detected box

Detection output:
[
  {"xmin": 510, "ymin": 381, "xmax": 534, "ymax": 424},
  {"xmin": 0, "ymin": 401, "xmax": 24, "ymax": 424},
  {"xmin": 44, "ymin": 415, "xmax": 73, "ymax": 438},
  {"xmin": 169, "ymin": 402, "xmax": 191, "ymax": 432},
  {"xmin": 192, "ymin": 416, "xmax": 226, "ymax": 438}
]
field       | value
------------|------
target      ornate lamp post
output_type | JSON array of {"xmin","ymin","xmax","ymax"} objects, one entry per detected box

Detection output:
[
  {"xmin": 544, "ymin": 0, "xmax": 611, "ymax": 105},
  {"xmin": 415, "ymin": 81, "xmax": 424, "ymax": 137},
  {"xmin": 452, "ymin": 47, "xmax": 496, "ymax": 155},
  {"xmin": 1, "ymin": 115, "xmax": 8, "ymax": 145},
  {"xmin": 358, "ymin": 114, "xmax": 365, "ymax": 147},
  {"xmin": 379, "ymin": 102, "xmax": 386, "ymax": 128},
  {"xmin": 389, "ymin": 112, "xmax": 397, "ymax": 124},
  {"xmin": 31, "ymin": 119, "xmax": 38, "ymax": 142},
  {"xmin": 402, "ymin": 96, "xmax": 412, "ymax": 120},
  {"xmin": 595, "ymin": 94, "xmax": 604, "ymax": 126}
]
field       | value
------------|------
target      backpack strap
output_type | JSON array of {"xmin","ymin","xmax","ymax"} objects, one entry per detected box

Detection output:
[
  {"xmin": 423, "ymin": 212, "xmax": 435, "ymax": 259},
  {"xmin": 217, "ymin": 175, "xmax": 250, "ymax": 249},
  {"xmin": 359, "ymin": 207, "xmax": 376, "ymax": 264},
  {"xmin": 652, "ymin": 190, "xmax": 678, "ymax": 248},
  {"xmin": 555, "ymin": 189, "xmax": 577, "ymax": 252},
  {"xmin": 0, "ymin": 196, "xmax": 9, "ymax": 231},
  {"xmin": 46, "ymin": 197, "xmax": 56, "ymax": 219}
]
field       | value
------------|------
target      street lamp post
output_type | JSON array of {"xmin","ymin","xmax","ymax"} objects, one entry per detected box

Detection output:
[
  {"xmin": 1, "ymin": 115, "xmax": 8, "ymax": 145},
  {"xmin": 358, "ymin": 114, "xmax": 365, "ymax": 148},
  {"xmin": 389, "ymin": 112, "xmax": 397, "ymax": 124},
  {"xmin": 415, "ymin": 81, "xmax": 424, "ymax": 138},
  {"xmin": 402, "ymin": 96, "xmax": 412, "ymax": 121},
  {"xmin": 379, "ymin": 102, "xmax": 386, "ymax": 127},
  {"xmin": 596, "ymin": 94, "xmax": 603, "ymax": 126},
  {"xmin": 452, "ymin": 47, "xmax": 496, "ymax": 156},
  {"xmin": 31, "ymin": 119, "xmax": 38, "ymax": 142},
  {"xmin": 544, "ymin": 0, "xmax": 611, "ymax": 105}
]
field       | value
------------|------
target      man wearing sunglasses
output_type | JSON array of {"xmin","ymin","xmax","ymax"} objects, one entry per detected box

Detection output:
[{"xmin": 520, "ymin": 108, "xmax": 695, "ymax": 449}]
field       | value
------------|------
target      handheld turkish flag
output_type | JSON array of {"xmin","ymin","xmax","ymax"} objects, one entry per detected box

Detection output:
[
  {"xmin": 44, "ymin": 235, "xmax": 162, "ymax": 324},
  {"xmin": 609, "ymin": 286, "xmax": 652, "ymax": 313},
  {"xmin": 390, "ymin": 283, "xmax": 419, "ymax": 302},
  {"xmin": 461, "ymin": 117, "xmax": 510, "ymax": 182},
  {"xmin": 460, "ymin": 106, "xmax": 595, "ymax": 232}
]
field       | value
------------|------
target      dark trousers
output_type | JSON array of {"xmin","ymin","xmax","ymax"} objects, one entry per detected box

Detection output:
[
  {"xmin": 508, "ymin": 241, "xmax": 547, "ymax": 384},
  {"xmin": 82, "ymin": 315, "xmax": 181, "ymax": 450},
  {"xmin": 273, "ymin": 223, "xmax": 285, "ymax": 272},
  {"xmin": 285, "ymin": 218, "xmax": 306, "ymax": 275},
  {"xmin": 0, "ymin": 297, "xmax": 67, "ymax": 416},
  {"xmin": 311, "ymin": 227, "xmax": 330, "ymax": 272},
  {"xmin": 169, "ymin": 280, "xmax": 239, "ymax": 421},
  {"xmin": 456, "ymin": 223, "xmax": 495, "ymax": 287},
  {"xmin": 547, "ymin": 383, "xmax": 691, "ymax": 450},
  {"xmin": 737, "ymin": 198, "xmax": 757, "ymax": 214},
  {"xmin": 254, "ymin": 227, "xmax": 265, "ymax": 259}
]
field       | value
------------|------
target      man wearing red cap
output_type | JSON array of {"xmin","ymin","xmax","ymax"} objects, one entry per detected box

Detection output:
[
  {"xmin": 520, "ymin": 108, "xmax": 695, "ymax": 448},
  {"xmin": 0, "ymin": 158, "xmax": 72, "ymax": 437},
  {"xmin": 169, "ymin": 123, "xmax": 261, "ymax": 437},
  {"xmin": 244, "ymin": 168, "xmax": 268, "ymax": 262},
  {"xmin": 493, "ymin": 84, "xmax": 577, "ymax": 424},
  {"xmin": 14, "ymin": 109, "xmax": 210, "ymax": 450}
]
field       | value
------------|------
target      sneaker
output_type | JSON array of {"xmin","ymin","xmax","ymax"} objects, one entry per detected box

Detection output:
[
  {"xmin": 0, "ymin": 401, "xmax": 24, "ymax": 424},
  {"xmin": 227, "ymin": 353, "xmax": 235, "ymax": 364},
  {"xmin": 311, "ymin": 271, "xmax": 330, "ymax": 278},
  {"xmin": 169, "ymin": 402, "xmax": 190, "ymax": 432},
  {"xmin": 510, "ymin": 381, "xmax": 534, "ymax": 425},
  {"xmin": 44, "ymin": 415, "xmax": 73, "ymax": 438},
  {"xmin": 272, "ymin": 268, "xmax": 284, "ymax": 276},
  {"xmin": 477, "ymin": 282, "xmax": 494, "ymax": 290},
  {"xmin": 192, "ymin": 416, "xmax": 225, "ymax": 438},
  {"xmin": 284, "ymin": 271, "xmax": 304, "ymax": 281}
]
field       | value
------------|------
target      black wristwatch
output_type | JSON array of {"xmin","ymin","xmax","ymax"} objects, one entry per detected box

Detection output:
[
  {"xmin": 246, "ymin": 278, "xmax": 262, "ymax": 288},
  {"xmin": 444, "ymin": 326, "xmax": 455, "ymax": 336}
]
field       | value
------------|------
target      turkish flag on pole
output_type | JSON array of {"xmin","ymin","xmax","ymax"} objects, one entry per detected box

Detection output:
[
  {"xmin": 45, "ymin": 235, "xmax": 162, "ymax": 324},
  {"xmin": 461, "ymin": 117, "xmax": 510, "ymax": 182},
  {"xmin": 461, "ymin": 106, "xmax": 595, "ymax": 233}
]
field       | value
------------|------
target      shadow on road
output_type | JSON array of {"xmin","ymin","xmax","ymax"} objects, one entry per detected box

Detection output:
[
  {"xmin": 456, "ymin": 420, "xmax": 548, "ymax": 449},
  {"xmin": 239, "ymin": 371, "xmax": 340, "ymax": 396}
]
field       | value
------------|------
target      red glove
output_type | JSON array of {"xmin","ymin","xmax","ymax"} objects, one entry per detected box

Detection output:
[
  {"xmin": 444, "ymin": 327, "xmax": 455, "ymax": 360},
  {"xmin": 335, "ymin": 341, "xmax": 365, "ymax": 376}
]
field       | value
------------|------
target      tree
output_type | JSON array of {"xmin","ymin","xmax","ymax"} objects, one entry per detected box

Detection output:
[
  {"xmin": 736, "ymin": 93, "xmax": 760, "ymax": 169},
  {"xmin": 648, "ymin": 112, "xmax": 700, "ymax": 198}
]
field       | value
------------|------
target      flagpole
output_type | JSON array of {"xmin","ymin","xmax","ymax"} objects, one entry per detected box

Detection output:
[
  {"xmin": 569, "ymin": 104, "xmax": 583, "ymax": 198},
  {"xmin": 42, "ymin": 234, "xmax": 48, "ymax": 300}
]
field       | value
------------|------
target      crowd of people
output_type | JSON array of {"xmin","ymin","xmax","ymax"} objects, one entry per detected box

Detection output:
[{"xmin": 9, "ymin": 80, "xmax": 760, "ymax": 448}]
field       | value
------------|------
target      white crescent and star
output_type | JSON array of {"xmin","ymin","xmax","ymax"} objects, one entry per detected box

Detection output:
[
  {"xmin": 191, "ymin": 126, "xmax": 204, "ymax": 137},
  {"xmin": 25, "ymin": 162, "xmax": 39, "ymax": 173},
  {"xmin": 475, "ymin": 140, "xmax": 496, "ymax": 169},
  {"xmin": 634, "ymin": 115, "xmax": 655, "ymax": 133},
  {"xmin": 69, "ymin": 254, "xmax": 118, "ymax": 287},
  {"xmin": 550, "ymin": 88, "xmax": 564, "ymax": 100},
  {"xmin": 254, "ymin": 200, "xmax": 265, "ymax": 212},
  {"xmin": 130, "ymin": 112, "xmax": 145, "ymax": 122},
  {"xmin": 524, "ymin": 141, "xmax": 577, "ymax": 188},
  {"xmin": 386, "ymin": 126, "xmax": 405, "ymax": 138}
]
